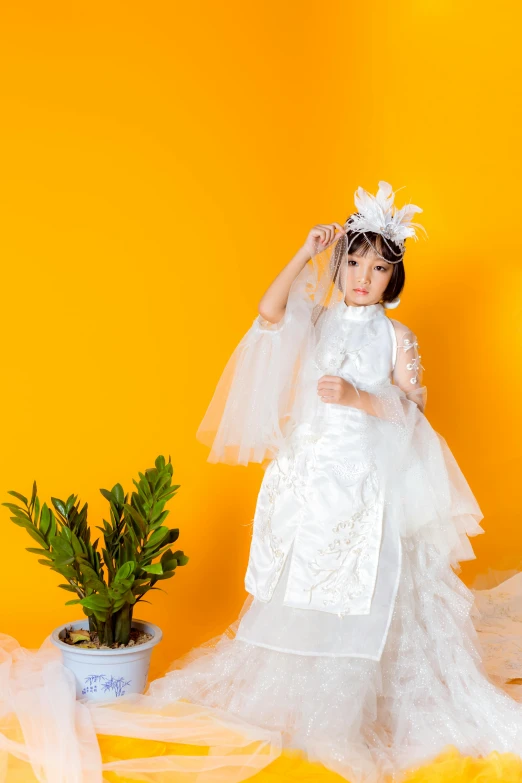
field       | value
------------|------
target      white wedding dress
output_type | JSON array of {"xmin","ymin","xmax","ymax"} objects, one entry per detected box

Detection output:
[
  {"xmin": 143, "ymin": 301, "xmax": 522, "ymax": 781},
  {"xmin": 2, "ymin": 300, "xmax": 522, "ymax": 783}
]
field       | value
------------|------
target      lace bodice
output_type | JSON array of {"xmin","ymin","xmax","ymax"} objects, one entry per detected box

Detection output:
[{"xmin": 259, "ymin": 300, "xmax": 426, "ymax": 413}]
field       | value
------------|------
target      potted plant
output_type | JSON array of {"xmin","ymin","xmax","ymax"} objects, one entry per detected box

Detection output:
[{"xmin": 3, "ymin": 454, "xmax": 188, "ymax": 702}]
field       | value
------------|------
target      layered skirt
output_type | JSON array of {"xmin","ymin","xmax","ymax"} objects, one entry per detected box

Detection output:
[{"xmin": 2, "ymin": 404, "xmax": 522, "ymax": 783}]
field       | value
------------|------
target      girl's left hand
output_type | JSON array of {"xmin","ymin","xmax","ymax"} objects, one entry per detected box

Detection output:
[{"xmin": 317, "ymin": 375, "xmax": 359, "ymax": 407}]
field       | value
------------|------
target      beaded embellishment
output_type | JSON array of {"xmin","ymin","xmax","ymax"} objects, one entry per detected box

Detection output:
[{"xmin": 398, "ymin": 336, "xmax": 425, "ymax": 385}]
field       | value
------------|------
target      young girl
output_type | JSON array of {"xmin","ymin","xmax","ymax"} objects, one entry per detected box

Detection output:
[
  {"xmin": 147, "ymin": 181, "xmax": 522, "ymax": 781},
  {"xmin": 3, "ymin": 182, "xmax": 522, "ymax": 783}
]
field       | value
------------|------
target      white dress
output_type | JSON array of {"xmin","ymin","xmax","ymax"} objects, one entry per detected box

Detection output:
[
  {"xmin": 237, "ymin": 300, "xmax": 405, "ymax": 659},
  {"xmin": 3, "ymin": 300, "xmax": 522, "ymax": 783},
  {"xmin": 144, "ymin": 301, "xmax": 522, "ymax": 782}
]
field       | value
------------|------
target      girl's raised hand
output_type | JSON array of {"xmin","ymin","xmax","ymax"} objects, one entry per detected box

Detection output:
[{"xmin": 302, "ymin": 223, "xmax": 346, "ymax": 258}]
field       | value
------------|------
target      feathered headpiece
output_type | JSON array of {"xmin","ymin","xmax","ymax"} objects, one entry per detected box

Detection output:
[
  {"xmin": 344, "ymin": 181, "xmax": 427, "ymax": 260},
  {"xmin": 196, "ymin": 179, "xmax": 429, "ymax": 465}
]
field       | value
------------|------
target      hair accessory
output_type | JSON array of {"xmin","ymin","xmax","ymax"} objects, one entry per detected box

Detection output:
[
  {"xmin": 344, "ymin": 181, "xmax": 428, "ymax": 261},
  {"xmin": 383, "ymin": 297, "xmax": 401, "ymax": 310}
]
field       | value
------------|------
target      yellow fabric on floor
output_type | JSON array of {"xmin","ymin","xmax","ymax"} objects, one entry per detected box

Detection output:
[
  {"xmin": 97, "ymin": 736, "xmax": 522, "ymax": 783},
  {"xmin": 3, "ymin": 737, "xmax": 522, "ymax": 781}
]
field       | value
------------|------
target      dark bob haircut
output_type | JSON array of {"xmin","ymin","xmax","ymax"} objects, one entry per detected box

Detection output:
[{"xmin": 330, "ymin": 215, "xmax": 406, "ymax": 304}]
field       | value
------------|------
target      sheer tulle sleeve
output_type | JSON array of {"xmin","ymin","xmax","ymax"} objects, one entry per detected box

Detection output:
[
  {"xmin": 391, "ymin": 320, "xmax": 427, "ymax": 414},
  {"xmin": 195, "ymin": 297, "xmax": 315, "ymax": 466}
]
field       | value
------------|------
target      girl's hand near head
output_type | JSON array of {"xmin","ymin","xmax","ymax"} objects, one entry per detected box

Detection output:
[
  {"xmin": 302, "ymin": 223, "xmax": 347, "ymax": 259},
  {"xmin": 258, "ymin": 222, "xmax": 346, "ymax": 325}
]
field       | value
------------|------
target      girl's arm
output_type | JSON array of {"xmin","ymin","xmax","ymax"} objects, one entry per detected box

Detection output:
[
  {"xmin": 258, "ymin": 223, "xmax": 346, "ymax": 324},
  {"xmin": 317, "ymin": 325, "xmax": 427, "ymax": 415},
  {"xmin": 391, "ymin": 324, "xmax": 427, "ymax": 414}
]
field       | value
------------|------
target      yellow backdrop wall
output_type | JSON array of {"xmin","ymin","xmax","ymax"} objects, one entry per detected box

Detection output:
[{"xmin": 0, "ymin": 1, "xmax": 520, "ymax": 678}]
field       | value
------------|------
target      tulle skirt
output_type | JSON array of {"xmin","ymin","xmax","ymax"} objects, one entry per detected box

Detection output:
[
  {"xmin": 142, "ymin": 527, "xmax": 522, "ymax": 783},
  {"xmin": 3, "ymin": 528, "xmax": 522, "ymax": 782},
  {"xmin": 2, "ymin": 403, "xmax": 522, "ymax": 782}
]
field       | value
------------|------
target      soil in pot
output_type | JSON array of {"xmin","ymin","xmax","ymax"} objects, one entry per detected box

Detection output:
[{"xmin": 61, "ymin": 626, "xmax": 153, "ymax": 650}]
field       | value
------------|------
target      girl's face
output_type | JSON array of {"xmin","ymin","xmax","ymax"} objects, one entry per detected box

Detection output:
[{"xmin": 340, "ymin": 250, "xmax": 394, "ymax": 306}]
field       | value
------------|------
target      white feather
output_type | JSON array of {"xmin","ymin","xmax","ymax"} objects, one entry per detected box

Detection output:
[{"xmin": 346, "ymin": 181, "xmax": 427, "ymax": 249}]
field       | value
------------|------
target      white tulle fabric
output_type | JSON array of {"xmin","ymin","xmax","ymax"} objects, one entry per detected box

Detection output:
[
  {"xmin": 0, "ymin": 633, "xmax": 282, "ymax": 782},
  {"xmin": 149, "ymin": 535, "xmax": 522, "ymax": 781},
  {"xmin": 195, "ymin": 234, "xmax": 479, "ymax": 576},
  {"xmin": 4, "ymin": 546, "xmax": 522, "ymax": 783},
  {"xmin": 210, "ymin": 297, "xmax": 484, "ymax": 659},
  {"xmin": 195, "ymin": 233, "xmax": 430, "ymax": 468},
  {"xmin": 3, "ymin": 234, "xmax": 522, "ymax": 781}
]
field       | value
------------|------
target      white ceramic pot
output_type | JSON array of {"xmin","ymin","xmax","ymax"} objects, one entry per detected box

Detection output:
[{"xmin": 51, "ymin": 618, "xmax": 162, "ymax": 702}]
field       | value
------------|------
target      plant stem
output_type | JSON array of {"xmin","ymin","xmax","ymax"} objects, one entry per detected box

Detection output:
[{"xmin": 114, "ymin": 605, "xmax": 132, "ymax": 645}]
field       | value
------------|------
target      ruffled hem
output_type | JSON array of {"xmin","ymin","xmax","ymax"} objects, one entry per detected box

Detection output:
[
  {"xmin": 141, "ymin": 529, "xmax": 522, "ymax": 782},
  {"xmin": 2, "ymin": 533, "xmax": 522, "ymax": 783}
]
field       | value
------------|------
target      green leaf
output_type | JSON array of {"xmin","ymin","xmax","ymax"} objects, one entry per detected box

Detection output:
[
  {"xmin": 4, "ymin": 503, "xmax": 30, "ymax": 516},
  {"xmin": 80, "ymin": 594, "xmax": 111, "ymax": 612},
  {"xmin": 156, "ymin": 569, "xmax": 176, "ymax": 580},
  {"xmin": 65, "ymin": 599, "xmax": 82, "ymax": 606},
  {"xmin": 144, "ymin": 527, "xmax": 169, "ymax": 550},
  {"xmin": 49, "ymin": 511, "xmax": 57, "ymax": 540},
  {"xmin": 58, "ymin": 584, "xmax": 79, "ymax": 593},
  {"xmin": 51, "ymin": 497, "xmax": 67, "ymax": 518},
  {"xmin": 39, "ymin": 504, "xmax": 51, "ymax": 537},
  {"xmin": 70, "ymin": 531, "xmax": 84, "ymax": 556},
  {"xmin": 78, "ymin": 561, "xmax": 107, "ymax": 593},
  {"xmin": 26, "ymin": 547, "xmax": 50, "ymax": 556},
  {"xmin": 57, "ymin": 566, "xmax": 77, "ymax": 580},
  {"xmin": 25, "ymin": 527, "xmax": 48, "ymax": 547},
  {"xmin": 114, "ymin": 561, "xmax": 135, "ymax": 582},
  {"xmin": 171, "ymin": 549, "xmax": 189, "ymax": 563},
  {"xmin": 65, "ymin": 494, "xmax": 77, "ymax": 514},
  {"xmin": 134, "ymin": 477, "xmax": 152, "ymax": 501},
  {"xmin": 155, "ymin": 474, "xmax": 171, "ymax": 494},
  {"xmin": 112, "ymin": 483, "xmax": 125, "ymax": 504},
  {"xmin": 33, "ymin": 497, "xmax": 40, "ymax": 526},
  {"xmin": 141, "ymin": 563, "xmax": 163, "ymax": 575},
  {"xmin": 124, "ymin": 504, "xmax": 147, "ymax": 534},
  {"xmin": 7, "ymin": 491, "xmax": 28, "ymax": 504},
  {"xmin": 146, "ymin": 468, "xmax": 159, "ymax": 487},
  {"xmin": 101, "ymin": 548, "xmax": 114, "ymax": 580},
  {"xmin": 9, "ymin": 516, "xmax": 30, "ymax": 529},
  {"xmin": 30, "ymin": 481, "xmax": 37, "ymax": 510},
  {"xmin": 53, "ymin": 556, "xmax": 76, "ymax": 568},
  {"xmin": 158, "ymin": 487, "xmax": 177, "ymax": 503},
  {"xmin": 160, "ymin": 549, "xmax": 178, "ymax": 570},
  {"xmin": 155, "ymin": 455, "xmax": 166, "ymax": 471},
  {"xmin": 49, "ymin": 535, "xmax": 74, "ymax": 557},
  {"xmin": 150, "ymin": 511, "xmax": 169, "ymax": 530},
  {"xmin": 150, "ymin": 501, "xmax": 167, "ymax": 523},
  {"xmin": 133, "ymin": 584, "xmax": 151, "ymax": 596},
  {"xmin": 99, "ymin": 488, "xmax": 113, "ymax": 503}
]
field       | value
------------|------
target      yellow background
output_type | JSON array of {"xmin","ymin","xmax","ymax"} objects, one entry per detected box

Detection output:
[{"xmin": 0, "ymin": 1, "xmax": 521, "ymax": 679}]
